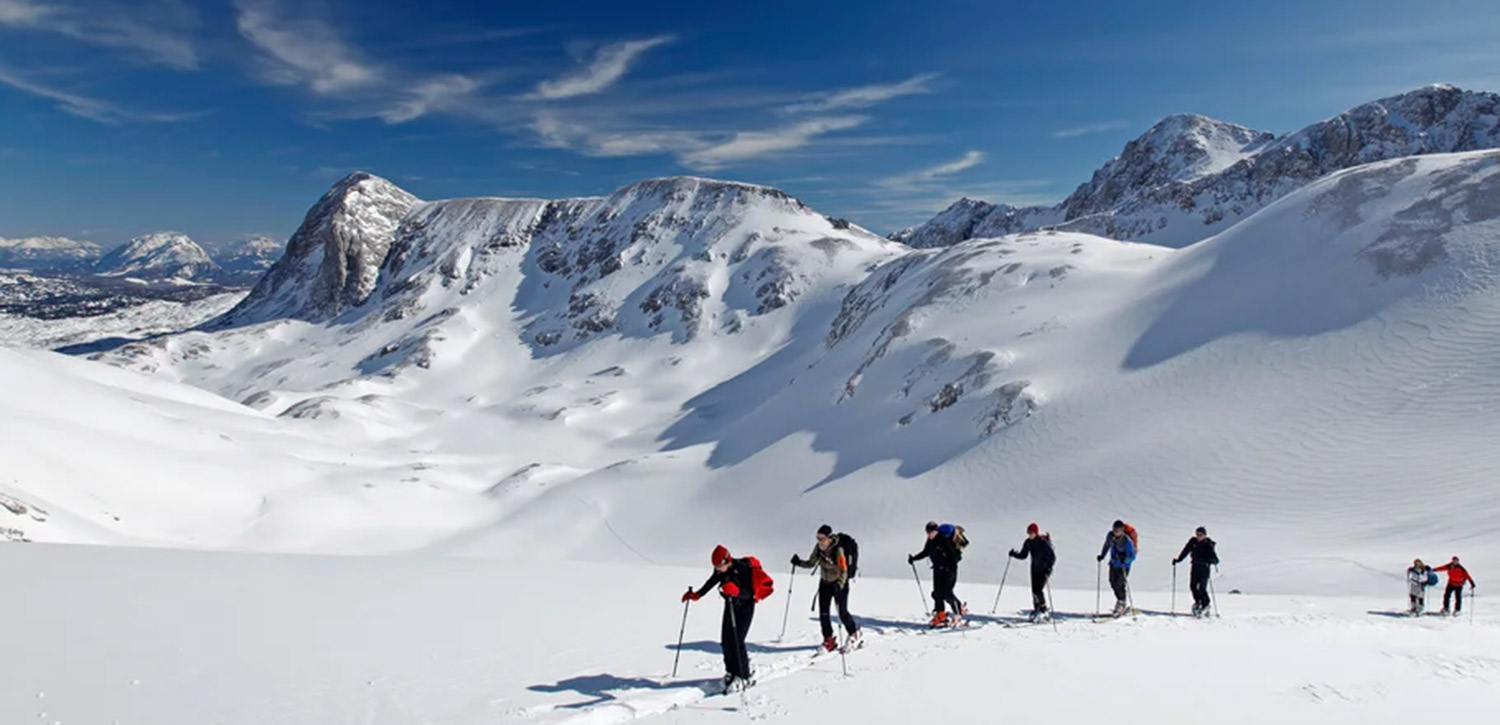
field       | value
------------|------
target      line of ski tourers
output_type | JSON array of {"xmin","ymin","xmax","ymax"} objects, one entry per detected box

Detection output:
[{"xmin": 678, "ymin": 519, "xmax": 1249, "ymax": 694}]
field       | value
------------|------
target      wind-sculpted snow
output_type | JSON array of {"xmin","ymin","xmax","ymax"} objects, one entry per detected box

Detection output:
[{"xmin": 898, "ymin": 84, "xmax": 1500, "ymax": 249}]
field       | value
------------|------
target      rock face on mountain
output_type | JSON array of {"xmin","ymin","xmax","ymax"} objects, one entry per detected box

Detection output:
[
  {"xmin": 0, "ymin": 236, "xmax": 103, "ymax": 274},
  {"xmin": 896, "ymin": 84, "xmax": 1500, "ymax": 249},
  {"xmin": 218, "ymin": 173, "xmax": 418, "ymax": 324},
  {"xmin": 94, "ymin": 233, "xmax": 221, "ymax": 281}
]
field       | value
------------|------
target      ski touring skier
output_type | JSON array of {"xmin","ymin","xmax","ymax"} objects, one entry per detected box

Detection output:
[
  {"xmin": 909, "ymin": 521, "xmax": 967, "ymax": 627},
  {"xmin": 1172, "ymin": 526, "xmax": 1220, "ymax": 618},
  {"xmin": 1008, "ymin": 523, "xmax": 1056, "ymax": 622},
  {"xmin": 684, "ymin": 545, "xmax": 772, "ymax": 693},
  {"xmin": 1406, "ymin": 558, "xmax": 1437, "ymax": 616},
  {"xmin": 1097, "ymin": 520, "xmax": 1137, "ymax": 617},
  {"xmin": 791, "ymin": 524, "xmax": 861, "ymax": 652},
  {"xmin": 1435, "ymin": 556, "xmax": 1477, "ymax": 616}
]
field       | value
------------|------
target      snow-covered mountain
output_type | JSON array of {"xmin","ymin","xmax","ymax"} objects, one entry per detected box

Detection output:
[
  {"xmin": 0, "ymin": 235, "xmax": 103, "ymax": 273},
  {"xmin": 897, "ymin": 84, "xmax": 1500, "ymax": 248},
  {"xmin": 94, "ymin": 232, "xmax": 222, "ymax": 281},
  {"xmin": 216, "ymin": 235, "xmax": 284, "ymax": 284}
]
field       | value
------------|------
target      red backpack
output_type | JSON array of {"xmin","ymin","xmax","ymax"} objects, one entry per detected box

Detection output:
[
  {"xmin": 1121, "ymin": 523, "xmax": 1139, "ymax": 550},
  {"xmin": 746, "ymin": 556, "xmax": 775, "ymax": 602}
]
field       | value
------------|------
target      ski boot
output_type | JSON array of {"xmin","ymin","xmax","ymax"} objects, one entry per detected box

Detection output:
[
  {"xmin": 841, "ymin": 630, "xmax": 862, "ymax": 653},
  {"xmin": 928, "ymin": 610, "xmax": 949, "ymax": 628},
  {"xmin": 1112, "ymin": 601, "xmax": 1128, "ymax": 618},
  {"xmin": 822, "ymin": 636, "xmax": 838, "ymax": 653},
  {"xmin": 1441, "ymin": 607, "xmax": 1452, "ymax": 617}
]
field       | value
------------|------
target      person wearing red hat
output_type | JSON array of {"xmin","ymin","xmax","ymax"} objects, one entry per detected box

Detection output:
[
  {"xmin": 683, "ymin": 545, "xmax": 758, "ymax": 691},
  {"xmin": 1008, "ymin": 523, "xmax": 1056, "ymax": 622}
]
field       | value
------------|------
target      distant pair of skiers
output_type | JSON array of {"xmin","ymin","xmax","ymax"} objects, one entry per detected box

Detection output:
[
  {"xmin": 1009, "ymin": 523, "xmax": 1056, "ymax": 621},
  {"xmin": 1173, "ymin": 526, "xmax": 1220, "ymax": 617},
  {"xmin": 909, "ymin": 521, "xmax": 968, "ymax": 627},
  {"xmin": 790, "ymin": 525, "xmax": 861, "ymax": 652},
  {"xmin": 1407, "ymin": 556, "xmax": 1478, "ymax": 616}
]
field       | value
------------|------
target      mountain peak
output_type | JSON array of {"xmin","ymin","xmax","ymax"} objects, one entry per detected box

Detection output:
[{"xmin": 95, "ymin": 232, "xmax": 219, "ymax": 281}]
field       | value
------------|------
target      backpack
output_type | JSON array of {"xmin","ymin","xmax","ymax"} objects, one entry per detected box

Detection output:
[
  {"xmin": 746, "ymin": 557, "xmax": 774, "ymax": 602},
  {"xmin": 1121, "ymin": 523, "xmax": 1139, "ymax": 551},
  {"xmin": 938, "ymin": 523, "xmax": 969, "ymax": 560},
  {"xmin": 835, "ymin": 532, "xmax": 860, "ymax": 579},
  {"xmin": 1426, "ymin": 571, "xmax": 1439, "ymax": 587}
]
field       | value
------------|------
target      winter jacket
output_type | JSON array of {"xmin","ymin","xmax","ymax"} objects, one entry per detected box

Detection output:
[
  {"xmin": 1010, "ymin": 535, "xmax": 1056, "ymax": 574},
  {"xmin": 697, "ymin": 558, "xmax": 756, "ymax": 602},
  {"xmin": 912, "ymin": 534, "xmax": 960, "ymax": 572},
  {"xmin": 1435, "ymin": 563, "xmax": 1476, "ymax": 587},
  {"xmin": 1174, "ymin": 537, "xmax": 1220, "ymax": 568},
  {"xmin": 794, "ymin": 538, "xmax": 849, "ymax": 587},
  {"xmin": 1100, "ymin": 532, "xmax": 1136, "ymax": 571},
  {"xmin": 1407, "ymin": 566, "xmax": 1435, "ymax": 596}
]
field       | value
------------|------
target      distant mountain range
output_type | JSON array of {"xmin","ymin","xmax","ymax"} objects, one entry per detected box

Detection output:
[{"xmin": 0, "ymin": 233, "xmax": 284, "ymax": 285}]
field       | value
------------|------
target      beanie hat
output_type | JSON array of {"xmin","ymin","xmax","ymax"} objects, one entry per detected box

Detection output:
[
  {"xmin": 1027, "ymin": 523, "xmax": 1040, "ymax": 535},
  {"xmin": 1112, "ymin": 520, "xmax": 1125, "ymax": 530},
  {"xmin": 1196, "ymin": 526, "xmax": 1207, "ymax": 535},
  {"xmin": 712, "ymin": 545, "xmax": 731, "ymax": 566},
  {"xmin": 817, "ymin": 524, "xmax": 833, "ymax": 537},
  {"xmin": 925, "ymin": 521, "xmax": 939, "ymax": 533}
]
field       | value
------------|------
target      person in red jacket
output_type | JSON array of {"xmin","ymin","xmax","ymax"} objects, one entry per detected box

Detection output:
[
  {"xmin": 1435, "ymin": 556, "xmax": 1477, "ymax": 615},
  {"xmin": 683, "ymin": 545, "xmax": 757, "ymax": 692}
]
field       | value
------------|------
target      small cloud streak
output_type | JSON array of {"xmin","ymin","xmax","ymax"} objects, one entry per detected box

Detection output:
[
  {"xmin": 681, "ymin": 116, "xmax": 867, "ymax": 169},
  {"xmin": 235, "ymin": 0, "xmax": 381, "ymax": 94},
  {"xmin": 786, "ymin": 73, "xmax": 940, "ymax": 113},
  {"xmin": 533, "ymin": 35, "xmax": 674, "ymax": 100},
  {"xmin": 0, "ymin": 0, "xmax": 200, "ymax": 69},
  {"xmin": 1050, "ymin": 120, "xmax": 1129, "ymax": 138},
  {"xmin": 878, "ymin": 150, "xmax": 986, "ymax": 188},
  {"xmin": 0, "ymin": 63, "xmax": 194, "ymax": 123}
]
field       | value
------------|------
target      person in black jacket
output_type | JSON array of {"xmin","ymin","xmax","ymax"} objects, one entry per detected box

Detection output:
[
  {"xmin": 1009, "ymin": 522, "xmax": 1056, "ymax": 621},
  {"xmin": 1171, "ymin": 526, "xmax": 1220, "ymax": 617},
  {"xmin": 683, "ymin": 545, "xmax": 756, "ymax": 691},
  {"xmin": 909, "ymin": 521, "xmax": 965, "ymax": 627}
]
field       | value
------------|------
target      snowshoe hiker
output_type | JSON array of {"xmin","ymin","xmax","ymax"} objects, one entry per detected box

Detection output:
[
  {"xmin": 910, "ymin": 521, "xmax": 966, "ymax": 627},
  {"xmin": 1406, "ymin": 559, "xmax": 1436, "ymax": 616},
  {"xmin": 1097, "ymin": 520, "xmax": 1137, "ymax": 617},
  {"xmin": 1172, "ymin": 526, "xmax": 1219, "ymax": 618},
  {"xmin": 1435, "ymin": 556, "xmax": 1476, "ymax": 615},
  {"xmin": 1009, "ymin": 522, "xmax": 1056, "ymax": 621},
  {"xmin": 684, "ymin": 545, "xmax": 771, "ymax": 692},
  {"xmin": 791, "ymin": 524, "xmax": 860, "ymax": 652}
]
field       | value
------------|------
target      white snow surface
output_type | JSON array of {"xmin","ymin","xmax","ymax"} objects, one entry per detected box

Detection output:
[
  {"xmin": 94, "ymin": 232, "xmax": 222, "ymax": 281},
  {"xmin": 0, "ymin": 290, "xmax": 246, "ymax": 350},
  {"xmin": 0, "ymin": 544, "xmax": 1495, "ymax": 725}
]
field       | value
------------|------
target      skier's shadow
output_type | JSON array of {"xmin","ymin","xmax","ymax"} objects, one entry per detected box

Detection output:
[
  {"xmin": 528, "ymin": 673, "xmax": 718, "ymax": 710},
  {"xmin": 1366, "ymin": 610, "xmax": 1444, "ymax": 619},
  {"xmin": 670, "ymin": 640, "xmax": 821, "ymax": 654}
]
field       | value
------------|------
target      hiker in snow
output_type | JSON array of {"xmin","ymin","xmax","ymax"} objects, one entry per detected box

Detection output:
[
  {"xmin": 1172, "ymin": 526, "xmax": 1220, "ymax": 617},
  {"xmin": 791, "ymin": 524, "xmax": 860, "ymax": 651},
  {"xmin": 1435, "ymin": 556, "xmax": 1477, "ymax": 616},
  {"xmin": 1406, "ymin": 558, "xmax": 1436, "ymax": 616},
  {"xmin": 683, "ymin": 545, "xmax": 760, "ymax": 691},
  {"xmin": 909, "ymin": 521, "xmax": 966, "ymax": 627},
  {"xmin": 1009, "ymin": 523, "xmax": 1056, "ymax": 621},
  {"xmin": 1097, "ymin": 520, "xmax": 1137, "ymax": 617}
]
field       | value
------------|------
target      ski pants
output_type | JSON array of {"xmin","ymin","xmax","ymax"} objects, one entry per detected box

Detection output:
[
  {"xmin": 1030, "ymin": 568, "xmax": 1051, "ymax": 611},
  {"xmin": 932, "ymin": 567, "xmax": 962, "ymax": 614},
  {"xmin": 817, "ymin": 579, "xmax": 859, "ymax": 639},
  {"xmin": 1190, "ymin": 563, "xmax": 1211, "ymax": 608},
  {"xmin": 1444, "ymin": 584, "xmax": 1466, "ymax": 613},
  {"xmin": 720, "ymin": 597, "xmax": 755, "ymax": 679},
  {"xmin": 1109, "ymin": 565, "xmax": 1129, "ymax": 604}
]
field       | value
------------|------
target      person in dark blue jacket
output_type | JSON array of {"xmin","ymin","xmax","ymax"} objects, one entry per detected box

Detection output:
[{"xmin": 1096, "ymin": 520, "xmax": 1137, "ymax": 617}]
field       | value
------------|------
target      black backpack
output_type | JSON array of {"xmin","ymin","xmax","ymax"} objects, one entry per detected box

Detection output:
[{"xmin": 836, "ymin": 532, "xmax": 860, "ymax": 579}]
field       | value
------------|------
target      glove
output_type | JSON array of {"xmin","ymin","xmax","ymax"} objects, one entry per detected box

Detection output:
[
  {"xmin": 1172, "ymin": 558, "xmax": 1179, "ymax": 565},
  {"xmin": 907, "ymin": 554, "xmax": 917, "ymax": 564},
  {"xmin": 1009, "ymin": 549, "xmax": 1019, "ymax": 558},
  {"xmin": 721, "ymin": 582, "xmax": 741, "ymax": 598},
  {"xmin": 1097, "ymin": 554, "xmax": 1105, "ymax": 563},
  {"xmin": 790, "ymin": 555, "xmax": 802, "ymax": 566},
  {"xmin": 682, "ymin": 590, "xmax": 700, "ymax": 603}
]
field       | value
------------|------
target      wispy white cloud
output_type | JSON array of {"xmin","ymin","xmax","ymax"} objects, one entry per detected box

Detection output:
[
  {"xmin": 786, "ymin": 73, "xmax": 940, "ymax": 113},
  {"xmin": 0, "ymin": 63, "xmax": 194, "ymax": 122},
  {"xmin": 0, "ymin": 0, "xmax": 199, "ymax": 69},
  {"xmin": 533, "ymin": 35, "xmax": 674, "ymax": 100},
  {"xmin": 680, "ymin": 116, "xmax": 868, "ymax": 169},
  {"xmin": 877, "ymin": 150, "xmax": 985, "ymax": 188},
  {"xmin": 378, "ymin": 75, "xmax": 481, "ymax": 123},
  {"xmin": 1050, "ymin": 120, "xmax": 1129, "ymax": 138},
  {"xmin": 234, "ymin": 0, "xmax": 381, "ymax": 94}
]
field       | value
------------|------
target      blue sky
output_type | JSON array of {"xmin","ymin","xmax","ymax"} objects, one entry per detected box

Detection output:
[{"xmin": 2, "ymin": 0, "xmax": 1498, "ymax": 248}]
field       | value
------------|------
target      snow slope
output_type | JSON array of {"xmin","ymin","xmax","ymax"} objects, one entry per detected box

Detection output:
[
  {"xmin": 0, "ymin": 235, "xmax": 102, "ymax": 273},
  {"xmin": 0, "ymin": 289, "xmax": 245, "ymax": 350},
  {"xmin": 47, "ymin": 150, "xmax": 1494, "ymax": 600},
  {"xmin": 94, "ymin": 232, "xmax": 222, "ymax": 281},
  {"xmin": 1, "ymin": 544, "xmax": 1495, "ymax": 725}
]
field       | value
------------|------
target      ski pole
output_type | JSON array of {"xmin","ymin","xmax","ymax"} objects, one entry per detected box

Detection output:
[
  {"xmin": 1127, "ymin": 575, "xmax": 1137, "ymax": 618},
  {"xmin": 839, "ymin": 634, "xmax": 848, "ymax": 677},
  {"xmin": 1470, "ymin": 584, "xmax": 1475, "ymax": 625},
  {"xmin": 1208, "ymin": 573, "xmax": 1220, "ymax": 618},
  {"xmin": 910, "ymin": 561, "xmax": 929, "ymax": 616},
  {"xmin": 1095, "ymin": 561, "xmax": 1102, "ymax": 618},
  {"xmin": 990, "ymin": 557, "xmax": 1013, "ymax": 615},
  {"xmin": 1171, "ymin": 561, "xmax": 1178, "ymax": 616},
  {"xmin": 726, "ymin": 594, "xmax": 750, "ymax": 686},
  {"xmin": 1046, "ymin": 577, "xmax": 1058, "ymax": 633},
  {"xmin": 778, "ymin": 564, "xmax": 795, "ymax": 642},
  {"xmin": 672, "ymin": 589, "xmax": 691, "ymax": 678}
]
